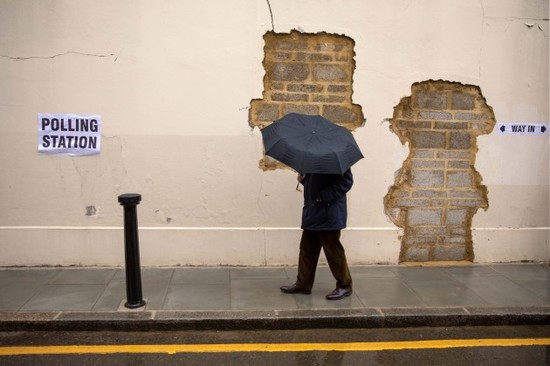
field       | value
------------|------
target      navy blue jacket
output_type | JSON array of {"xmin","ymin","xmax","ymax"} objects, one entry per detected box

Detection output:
[{"xmin": 300, "ymin": 169, "xmax": 353, "ymax": 231}]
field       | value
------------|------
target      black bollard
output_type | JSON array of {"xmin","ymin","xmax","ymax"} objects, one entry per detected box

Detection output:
[{"xmin": 118, "ymin": 193, "xmax": 146, "ymax": 309}]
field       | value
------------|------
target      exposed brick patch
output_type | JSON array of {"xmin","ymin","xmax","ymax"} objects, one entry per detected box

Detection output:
[
  {"xmin": 384, "ymin": 80, "xmax": 495, "ymax": 262},
  {"xmin": 249, "ymin": 30, "xmax": 364, "ymax": 170}
]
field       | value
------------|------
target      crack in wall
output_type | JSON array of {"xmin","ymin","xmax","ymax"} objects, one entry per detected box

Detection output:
[
  {"xmin": 266, "ymin": 0, "xmax": 275, "ymax": 32},
  {"xmin": 0, "ymin": 51, "xmax": 117, "ymax": 61}
]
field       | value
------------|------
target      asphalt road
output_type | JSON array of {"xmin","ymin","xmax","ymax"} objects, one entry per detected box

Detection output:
[{"xmin": 1, "ymin": 326, "xmax": 549, "ymax": 365}]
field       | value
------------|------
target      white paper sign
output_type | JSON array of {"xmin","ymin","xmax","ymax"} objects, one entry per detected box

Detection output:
[
  {"xmin": 497, "ymin": 123, "xmax": 548, "ymax": 135},
  {"xmin": 38, "ymin": 113, "xmax": 101, "ymax": 156}
]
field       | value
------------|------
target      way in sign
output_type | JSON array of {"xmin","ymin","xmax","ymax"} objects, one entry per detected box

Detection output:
[{"xmin": 498, "ymin": 123, "xmax": 548, "ymax": 134}]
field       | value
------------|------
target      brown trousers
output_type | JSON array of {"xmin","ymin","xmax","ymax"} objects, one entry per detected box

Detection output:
[{"xmin": 296, "ymin": 230, "xmax": 352, "ymax": 291}]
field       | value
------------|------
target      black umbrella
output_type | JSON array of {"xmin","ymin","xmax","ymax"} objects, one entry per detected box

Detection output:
[{"xmin": 261, "ymin": 113, "xmax": 363, "ymax": 175}]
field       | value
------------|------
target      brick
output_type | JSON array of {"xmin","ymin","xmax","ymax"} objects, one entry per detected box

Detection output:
[
  {"xmin": 411, "ymin": 170, "xmax": 445, "ymax": 187},
  {"xmin": 446, "ymin": 171, "xmax": 472, "ymax": 187},
  {"xmin": 412, "ymin": 190, "xmax": 447, "ymax": 198},
  {"xmin": 449, "ymin": 132, "xmax": 471, "ymax": 149},
  {"xmin": 451, "ymin": 93, "xmax": 475, "ymax": 110},
  {"xmin": 312, "ymin": 95, "xmax": 346, "ymax": 103},
  {"xmin": 419, "ymin": 111, "xmax": 452, "ymax": 120},
  {"xmin": 411, "ymin": 227, "xmax": 448, "ymax": 236},
  {"xmin": 410, "ymin": 131, "xmax": 446, "ymax": 149},
  {"xmin": 449, "ymin": 190, "xmax": 481, "ymax": 198},
  {"xmin": 414, "ymin": 150, "xmax": 436, "ymax": 159},
  {"xmin": 442, "ymin": 236, "xmax": 467, "ymax": 244},
  {"xmin": 328, "ymin": 85, "xmax": 349, "ymax": 93},
  {"xmin": 445, "ymin": 208, "xmax": 468, "ymax": 225},
  {"xmin": 283, "ymin": 104, "xmax": 320, "ymax": 116},
  {"xmin": 412, "ymin": 159, "xmax": 446, "ymax": 169},
  {"xmin": 434, "ymin": 121, "xmax": 468, "ymax": 130},
  {"xmin": 394, "ymin": 198, "xmax": 431, "ymax": 207},
  {"xmin": 408, "ymin": 208, "xmax": 442, "ymax": 225},
  {"xmin": 433, "ymin": 245, "xmax": 467, "ymax": 261},
  {"xmin": 437, "ymin": 151, "xmax": 471, "ymax": 159},
  {"xmin": 270, "ymin": 52, "xmax": 291, "ymax": 60},
  {"xmin": 455, "ymin": 112, "xmax": 484, "ymax": 120},
  {"xmin": 395, "ymin": 190, "xmax": 411, "ymax": 198},
  {"xmin": 315, "ymin": 42, "xmax": 350, "ymax": 51},
  {"xmin": 335, "ymin": 55, "xmax": 350, "ymax": 62},
  {"xmin": 405, "ymin": 236, "xmax": 436, "ymax": 245},
  {"xmin": 270, "ymin": 62, "xmax": 309, "ymax": 81},
  {"xmin": 296, "ymin": 52, "xmax": 333, "ymax": 62},
  {"xmin": 415, "ymin": 91, "xmax": 448, "ymax": 109},
  {"xmin": 397, "ymin": 120, "xmax": 432, "ymax": 129},
  {"xmin": 287, "ymin": 84, "xmax": 324, "ymax": 93},
  {"xmin": 270, "ymin": 93, "xmax": 308, "ymax": 102},
  {"xmin": 313, "ymin": 64, "xmax": 348, "ymax": 81},
  {"xmin": 271, "ymin": 38, "xmax": 308, "ymax": 51},
  {"xmin": 249, "ymin": 101, "xmax": 279, "ymax": 122},
  {"xmin": 449, "ymin": 199, "xmax": 484, "ymax": 207},
  {"xmin": 402, "ymin": 246, "xmax": 430, "ymax": 261},
  {"xmin": 447, "ymin": 160, "xmax": 470, "ymax": 169},
  {"xmin": 323, "ymin": 105, "xmax": 362, "ymax": 125}
]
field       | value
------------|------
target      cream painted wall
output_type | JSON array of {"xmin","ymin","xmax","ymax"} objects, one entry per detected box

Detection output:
[{"xmin": 0, "ymin": 0, "xmax": 548, "ymax": 266}]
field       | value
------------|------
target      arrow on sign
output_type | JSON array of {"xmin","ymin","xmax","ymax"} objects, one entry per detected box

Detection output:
[{"xmin": 497, "ymin": 123, "xmax": 548, "ymax": 135}]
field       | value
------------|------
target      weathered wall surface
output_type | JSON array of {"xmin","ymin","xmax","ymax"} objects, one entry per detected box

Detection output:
[
  {"xmin": 385, "ymin": 81, "xmax": 495, "ymax": 262},
  {"xmin": 0, "ymin": 0, "xmax": 548, "ymax": 266},
  {"xmin": 249, "ymin": 31, "xmax": 364, "ymax": 130},
  {"xmin": 249, "ymin": 30, "xmax": 364, "ymax": 170}
]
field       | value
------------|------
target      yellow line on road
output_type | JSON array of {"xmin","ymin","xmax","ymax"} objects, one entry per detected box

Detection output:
[{"xmin": 1, "ymin": 338, "xmax": 549, "ymax": 356}]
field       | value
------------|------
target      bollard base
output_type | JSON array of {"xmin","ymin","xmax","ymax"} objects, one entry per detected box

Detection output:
[
  {"xmin": 118, "ymin": 299, "xmax": 148, "ymax": 311},
  {"xmin": 125, "ymin": 300, "xmax": 146, "ymax": 309}
]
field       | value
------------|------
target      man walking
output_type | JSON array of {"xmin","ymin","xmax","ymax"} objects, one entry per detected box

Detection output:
[{"xmin": 280, "ymin": 169, "xmax": 354, "ymax": 300}]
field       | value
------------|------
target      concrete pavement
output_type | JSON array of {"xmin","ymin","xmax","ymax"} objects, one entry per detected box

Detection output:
[{"xmin": 0, "ymin": 263, "xmax": 549, "ymax": 330}]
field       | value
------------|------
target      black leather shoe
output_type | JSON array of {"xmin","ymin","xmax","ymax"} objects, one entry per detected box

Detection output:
[
  {"xmin": 325, "ymin": 287, "xmax": 352, "ymax": 300},
  {"xmin": 280, "ymin": 284, "xmax": 311, "ymax": 295}
]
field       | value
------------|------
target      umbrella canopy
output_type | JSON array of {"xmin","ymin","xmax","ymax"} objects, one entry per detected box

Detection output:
[{"xmin": 261, "ymin": 113, "xmax": 363, "ymax": 174}]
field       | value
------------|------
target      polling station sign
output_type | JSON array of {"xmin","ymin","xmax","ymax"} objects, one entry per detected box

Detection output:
[{"xmin": 38, "ymin": 113, "xmax": 101, "ymax": 156}]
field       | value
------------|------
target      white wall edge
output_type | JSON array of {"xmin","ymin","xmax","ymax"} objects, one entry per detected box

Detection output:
[{"xmin": 0, "ymin": 226, "xmax": 546, "ymax": 266}]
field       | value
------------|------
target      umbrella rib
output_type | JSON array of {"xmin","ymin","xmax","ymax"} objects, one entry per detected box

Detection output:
[{"xmin": 321, "ymin": 138, "xmax": 347, "ymax": 174}]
